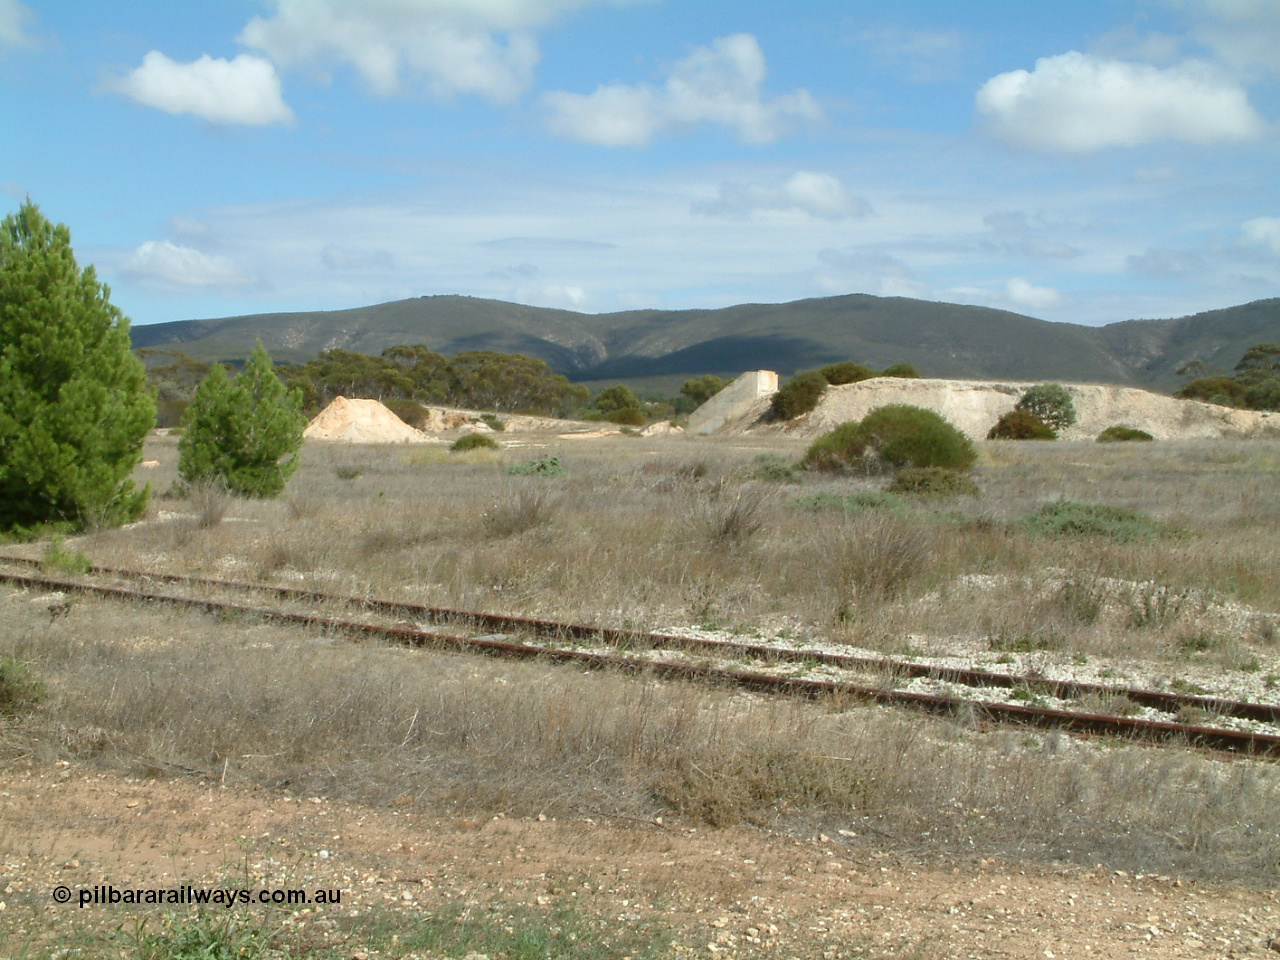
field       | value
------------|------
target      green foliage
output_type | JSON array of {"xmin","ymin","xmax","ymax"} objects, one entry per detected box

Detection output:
[
  {"xmin": 606, "ymin": 406, "xmax": 647, "ymax": 426},
  {"xmin": 1245, "ymin": 377, "xmax": 1280, "ymax": 411},
  {"xmin": 794, "ymin": 490, "xmax": 909, "ymax": 515},
  {"xmin": 679, "ymin": 374, "xmax": 726, "ymax": 406},
  {"xmin": 0, "ymin": 200, "xmax": 155, "ymax": 531},
  {"xmin": 879, "ymin": 362, "xmax": 920, "ymax": 379},
  {"xmin": 988, "ymin": 409, "xmax": 1056, "ymax": 440},
  {"xmin": 747, "ymin": 453, "xmax": 800, "ymax": 483},
  {"xmin": 804, "ymin": 405, "xmax": 976, "ymax": 474},
  {"xmin": 1233, "ymin": 342, "xmax": 1280, "ymax": 384},
  {"xmin": 0, "ymin": 656, "xmax": 45, "ymax": 717},
  {"xmin": 480, "ymin": 412, "xmax": 505, "ymax": 431},
  {"xmin": 1176, "ymin": 376, "xmax": 1247, "ymax": 406},
  {"xmin": 888, "ymin": 466, "xmax": 981, "ymax": 499},
  {"xmin": 42, "ymin": 537, "xmax": 91, "ymax": 574},
  {"xmin": 1015, "ymin": 383, "xmax": 1076, "ymax": 431},
  {"xmin": 139, "ymin": 348, "xmax": 211, "ymax": 428},
  {"xmin": 133, "ymin": 912, "xmax": 267, "ymax": 960},
  {"xmin": 451, "ymin": 431, "xmax": 499, "ymax": 451},
  {"xmin": 506, "ymin": 455, "xmax": 566, "ymax": 477},
  {"xmin": 1016, "ymin": 500, "xmax": 1170, "ymax": 542},
  {"xmin": 178, "ymin": 341, "xmax": 307, "ymax": 498},
  {"xmin": 283, "ymin": 344, "xmax": 588, "ymax": 417},
  {"xmin": 819, "ymin": 361, "xmax": 875, "ymax": 385},
  {"xmin": 770, "ymin": 370, "xmax": 828, "ymax": 420},
  {"xmin": 384, "ymin": 398, "xmax": 432, "ymax": 429},
  {"xmin": 1097, "ymin": 425, "xmax": 1154, "ymax": 442}
]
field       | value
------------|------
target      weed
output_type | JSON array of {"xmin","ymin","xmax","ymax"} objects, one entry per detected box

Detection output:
[
  {"xmin": 827, "ymin": 514, "xmax": 934, "ymax": 601},
  {"xmin": 690, "ymin": 481, "xmax": 773, "ymax": 546},
  {"xmin": 1176, "ymin": 633, "xmax": 1220, "ymax": 657},
  {"xmin": 1127, "ymin": 583, "xmax": 1190, "ymax": 629},
  {"xmin": 888, "ymin": 466, "xmax": 981, "ymax": 499},
  {"xmin": 41, "ymin": 538, "xmax": 91, "ymax": 575},
  {"xmin": 484, "ymin": 487, "xmax": 558, "ymax": 537},
  {"xmin": 1054, "ymin": 574, "xmax": 1108, "ymax": 626},
  {"xmin": 748, "ymin": 453, "xmax": 801, "ymax": 484},
  {"xmin": 1017, "ymin": 500, "xmax": 1170, "ymax": 543},
  {"xmin": 1169, "ymin": 678, "xmax": 1210, "ymax": 696},
  {"xmin": 793, "ymin": 490, "xmax": 908, "ymax": 515},
  {"xmin": 0, "ymin": 656, "xmax": 45, "ymax": 716},
  {"xmin": 334, "ymin": 465, "xmax": 362, "ymax": 480},
  {"xmin": 132, "ymin": 911, "xmax": 268, "ymax": 960},
  {"xmin": 452, "ymin": 431, "xmax": 500, "ymax": 451},
  {"xmin": 506, "ymin": 456, "xmax": 567, "ymax": 477},
  {"xmin": 187, "ymin": 480, "xmax": 229, "ymax": 528}
]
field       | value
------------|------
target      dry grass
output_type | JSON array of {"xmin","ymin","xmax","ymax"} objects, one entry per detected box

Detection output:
[{"xmin": 3, "ymin": 590, "xmax": 1279, "ymax": 883}]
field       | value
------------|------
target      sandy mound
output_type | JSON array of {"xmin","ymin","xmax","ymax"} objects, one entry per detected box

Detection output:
[
  {"xmin": 304, "ymin": 396, "xmax": 431, "ymax": 443},
  {"xmin": 744, "ymin": 378, "xmax": 1279, "ymax": 441}
]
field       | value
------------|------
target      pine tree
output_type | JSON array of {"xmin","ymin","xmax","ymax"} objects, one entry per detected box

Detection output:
[
  {"xmin": 0, "ymin": 200, "xmax": 155, "ymax": 531},
  {"xmin": 178, "ymin": 340, "xmax": 306, "ymax": 497}
]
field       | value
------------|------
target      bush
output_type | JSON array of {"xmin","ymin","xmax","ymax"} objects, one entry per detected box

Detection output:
[
  {"xmin": 1017, "ymin": 501, "xmax": 1170, "ymax": 543},
  {"xmin": 178, "ymin": 341, "xmax": 307, "ymax": 498},
  {"xmin": 384, "ymin": 398, "xmax": 432, "ymax": 430},
  {"xmin": 888, "ymin": 467, "xmax": 980, "ymax": 499},
  {"xmin": 794, "ymin": 490, "xmax": 909, "ymax": 515},
  {"xmin": 988, "ymin": 409, "xmax": 1056, "ymax": 440},
  {"xmin": 771, "ymin": 370, "xmax": 828, "ymax": 420},
  {"xmin": 680, "ymin": 374, "xmax": 727, "ymax": 406},
  {"xmin": 41, "ymin": 537, "xmax": 91, "ymax": 574},
  {"xmin": 1097, "ymin": 425, "xmax": 1154, "ymax": 443},
  {"xmin": 1015, "ymin": 383, "xmax": 1076, "ymax": 431},
  {"xmin": 594, "ymin": 384, "xmax": 641, "ymax": 415},
  {"xmin": 819, "ymin": 361, "xmax": 875, "ymax": 385},
  {"xmin": 1176, "ymin": 376, "xmax": 1248, "ymax": 406},
  {"xmin": 747, "ymin": 453, "xmax": 800, "ymax": 484},
  {"xmin": 480, "ymin": 413, "xmax": 506, "ymax": 431},
  {"xmin": 804, "ymin": 405, "xmax": 976, "ymax": 474},
  {"xmin": 0, "ymin": 201, "xmax": 155, "ymax": 531},
  {"xmin": 0, "ymin": 656, "xmax": 45, "ymax": 717},
  {"xmin": 606, "ymin": 407, "xmax": 647, "ymax": 426},
  {"xmin": 879, "ymin": 362, "xmax": 920, "ymax": 379},
  {"xmin": 452, "ymin": 432, "xmax": 499, "ymax": 451},
  {"xmin": 505, "ymin": 456, "xmax": 566, "ymax": 477}
]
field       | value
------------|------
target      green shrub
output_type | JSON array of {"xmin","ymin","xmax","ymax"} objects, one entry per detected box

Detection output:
[
  {"xmin": 680, "ymin": 374, "xmax": 727, "ymax": 406},
  {"xmin": 0, "ymin": 656, "xmax": 45, "ymax": 717},
  {"xmin": 505, "ymin": 456, "xmax": 566, "ymax": 477},
  {"xmin": 384, "ymin": 398, "xmax": 432, "ymax": 430},
  {"xmin": 988, "ymin": 409, "xmax": 1056, "ymax": 440},
  {"xmin": 771, "ymin": 370, "xmax": 828, "ymax": 420},
  {"xmin": 1017, "ymin": 501, "xmax": 1170, "ymax": 542},
  {"xmin": 480, "ymin": 413, "xmax": 506, "ymax": 431},
  {"xmin": 888, "ymin": 467, "xmax": 981, "ymax": 499},
  {"xmin": 879, "ymin": 362, "xmax": 920, "ymax": 379},
  {"xmin": 804, "ymin": 405, "xmax": 976, "ymax": 474},
  {"xmin": 334, "ymin": 465, "xmax": 362, "ymax": 480},
  {"xmin": 1176, "ymin": 376, "xmax": 1247, "ymax": 406},
  {"xmin": 747, "ymin": 453, "xmax": 800, "ymax": 484},
  {"xmin": 594, "ymin": 384, "xmax": 641, "ymax": 415},
  {"xmin": 1015, "ymin": 383, "xmax": 1076, "ymax": 431},
  {"xmin": 1097, "ymin": 425, "xmax": 1154, "ymax": 443},
  {"xmin": 607, "ymin": 407, "xmax": 647, "ymax": 426},
  {"xmin": 178, "ymin": 342, "xmax": 307, "ymax": 498},
  {"xmin": 451, "ymin": 432, "xmax": 499, "ymax": 451},
  {"xmin": 819, "ymin": 361, "xmax": 875, "ymax": 385},
  {"xmin": 42, "ymin": 537, "xmax": 91, "ymax": 574}
]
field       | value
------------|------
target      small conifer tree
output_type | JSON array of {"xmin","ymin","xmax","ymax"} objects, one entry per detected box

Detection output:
[
  {"xmin": 0, "ymin": 200, "xmax": 155, "ymax": 531},
  {"xmin": 178, "ymin": 341, "xmax": 306, "ymax": 497}
]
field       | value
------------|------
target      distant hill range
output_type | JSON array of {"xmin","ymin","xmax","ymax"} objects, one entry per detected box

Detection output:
[{"xmin": 130, "ymin": 293, "xmax": 1280, "ymax": 391}]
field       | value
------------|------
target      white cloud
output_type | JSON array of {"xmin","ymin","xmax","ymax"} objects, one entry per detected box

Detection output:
[
  {"xmin": 1178, "ymin": 0, "xmax": 1280, "ymax": 78},
  {"xmin": 239, "ymin": 0, "xmax": 611, "ymax": 102},
  {"xmin": 111, "ymin": 52, "xmax": 294, "ymax": 126},
  {"xmin": 975, "ymin": 51, "xmax": 1262, "ymax": 152},
  {"xmin": 543, "ymin": 34, "xmax": 822, "ymax": 146},
  {"xmin": 122, "ymin": 241, "xmax": 254, "ymax": 288},
  {"xmin": 817, "ymin": 249, "xmax": 927, "ymax": 298},
  {"xmin": 1242, "ymin": 217, "xmax": 1280, "ymax": 256},
  {"xmin": 0, "ymin": 0, "xmax": 36, "ymax": 49},
  {"xmin": 857, "ymin": 26, "xmax": 965, "ymax": 83},
  {"xmin": 1126, "ymin": 247, "xmax": 1205, "ymax": 277},
  {"xmin": 1004, "ymin": 277, "xmax": 1064, "ymax": 310},
  {"xmin": 695, "ymin": 172, "xmax": 870, "ymax": 220}
]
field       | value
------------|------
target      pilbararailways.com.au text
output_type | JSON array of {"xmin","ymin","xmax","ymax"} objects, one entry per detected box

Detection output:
[{"xmin": 57, "ymin": 885, "xmax": 342, "ymax": 909}]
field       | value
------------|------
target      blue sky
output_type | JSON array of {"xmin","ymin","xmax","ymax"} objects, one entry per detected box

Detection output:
[{"xmin": 3, "ymin": 0, "xmax": 1279, "ymax": 328}]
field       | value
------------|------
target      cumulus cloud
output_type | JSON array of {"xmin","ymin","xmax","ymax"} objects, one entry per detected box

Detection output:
[
  {"xmin": 817, "ymin": 249, "xmax": 926, "ymax": 299},
  {"xmin": 122, "ymin": 241, "xmax": 254, "ymax": 288},
  {"xmin": 1242, "ymin": 217, "xmax": 1280, "ymax": 256},
  {"xmin": 543, "ymin": 34, "xmax": 822, "ymax": 146},
  {"xmin": 975, "ymin": 51, "xmax": 1262, "ymax": 152},
  {"xmin": 110, "ymin": 52, "xmax": 294, "ymax": 126},
  {"xmin": 238, "ymin": 0, "xmax": 609, "ymax": 102},
  {"xmin": 1004, "ymin": 277, "xmax": 1064, "ymax": 310},
  {"xmin": 1126, "ymin": 247, "xmax": 1205, "ymax": 277},
  {"xmin": 695, "ymin": 172, "xmax": 870, "ymax": 220},
  {"xmin": 0, "ymin": 0, "xmax": 36, "ymax": 49}
]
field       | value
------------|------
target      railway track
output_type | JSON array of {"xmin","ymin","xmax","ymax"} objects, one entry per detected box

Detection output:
[{"xmin": 3, "ymin": 556, "xmax": 1279, "ymax": 758}]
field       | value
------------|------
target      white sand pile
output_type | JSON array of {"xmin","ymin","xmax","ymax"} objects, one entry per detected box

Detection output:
[
  {"xmin": 751, "ymin": 378, "xmax": 1279, "ymax": 441},
  {"xmin": 304, "ymin": 396, "xmax": 431, "ymax": 443}
]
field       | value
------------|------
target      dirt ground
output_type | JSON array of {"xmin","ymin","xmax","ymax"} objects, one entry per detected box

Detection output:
[{"xmin": 1, "ymin": 761, "xmax": 1275, "ymax": 959}]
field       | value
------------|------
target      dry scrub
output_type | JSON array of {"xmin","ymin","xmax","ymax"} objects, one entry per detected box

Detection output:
[{"xmin": 3, "ymin": 590, "xmax": 1280, "ymax": 884}]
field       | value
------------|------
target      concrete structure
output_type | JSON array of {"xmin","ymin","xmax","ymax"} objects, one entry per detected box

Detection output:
[{"xmin": 687, "ymin": 370, "xmax": 779, "ymax": 435}]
